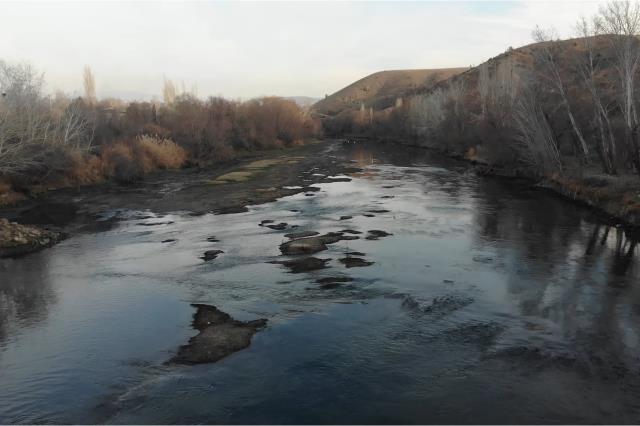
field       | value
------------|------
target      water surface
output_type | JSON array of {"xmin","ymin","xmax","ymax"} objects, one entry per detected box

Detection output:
[{"xmin": 1, "ymin": 143, "xmax": 639, "ymax": 424}]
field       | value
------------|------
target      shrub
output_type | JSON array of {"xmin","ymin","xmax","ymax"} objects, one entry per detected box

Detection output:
[{"xmin": 100, "ymin": 136, "xmax": 187, "ymax": 184}]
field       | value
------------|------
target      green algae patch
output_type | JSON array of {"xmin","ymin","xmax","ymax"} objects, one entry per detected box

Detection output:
[
  {"xmin": 212, "ymin": 171, "xmax": 254, "ymax": 183},
  {"xmin": 208, "ymin": 156, "xmax": 301, "ymax": 185}
]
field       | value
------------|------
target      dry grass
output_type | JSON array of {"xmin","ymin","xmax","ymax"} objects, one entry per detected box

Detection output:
[
  {"xmin": 136, "ymin": 135, "xmax": 188, "ymax": 171},
  {"xmin": 210, "ymin": 171, "xmax": 254, "ymax": 184},
  {"xmin": 100, "ymin": 136, "xmax": 188, "ymax": 182},
  {"xmin": 0, "ymin": 181, "xmax": 26, "ymax": 206},
  {"xmin": 208, "ymin": 156, "xmax": 300, "ymax": 185},
  {"xmin": 65, "ymin": 152, "xmax": 104, "ymax": 186}
]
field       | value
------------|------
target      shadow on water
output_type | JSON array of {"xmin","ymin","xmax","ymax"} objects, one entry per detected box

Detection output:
[{"xmin": 0, "ymin": 255, "xmax": 56, "ymax": 347}]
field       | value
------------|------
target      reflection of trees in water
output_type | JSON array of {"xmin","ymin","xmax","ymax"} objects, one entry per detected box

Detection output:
[
  {"xmin": 346, "ymin": 142, "xmax": 469, "ymax": 201},
  {"xmin": 0, "ymin": 255, "xmax": 56, "ymax": 346},
  {"xmin": 472, "ymin": 177, "xmax": 640, "ymax": 374}
]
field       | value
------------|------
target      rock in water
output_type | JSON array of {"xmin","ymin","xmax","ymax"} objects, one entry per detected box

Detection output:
[
  {"xmin": 365, "ymin": 230, "xmax": 393, "ymax": 240},
  {"xmin": 284, "ymin": 230, "xmax": 319, "ymax": 239},
  {"xmin": 279, "ymin": 232, "xmax": 359, "ymax": 255},
  {"xmin": 201, "ymin": 249, "xmax": 224, "ymax": 261},
  {"xmin": 316, "ymin": 276, "xmax": 353, "ymax": 289},
  {"xmin": 280, "ymin": 237, "xmax": 328, "ymax": 255},
  {"xmin": 339, "ymin": 257, "xmax": 374, "ymax": 268},
  {"xmin": 270, "ymin": 257, "xmax": 330, "ymax": 273},
  {"xmin": 170, "ymin": 304, "xmax": 267, "ymax": 365},
  {"xmin": 266, "ymin": 222, "xmax": 288, "ymax": 230}
]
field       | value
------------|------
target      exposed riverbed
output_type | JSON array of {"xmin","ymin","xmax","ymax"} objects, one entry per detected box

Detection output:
[{"xmin": 1, "ymin": 141, "xmax": 639, "ymax": 424}]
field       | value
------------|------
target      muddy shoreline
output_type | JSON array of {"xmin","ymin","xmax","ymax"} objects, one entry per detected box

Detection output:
[{"xmin": 0, "ymin": 140, "xmax": 361, "ymax": 257}]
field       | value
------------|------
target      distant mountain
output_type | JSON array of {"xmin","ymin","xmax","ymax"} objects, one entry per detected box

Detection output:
[
  {"xmin": 312, "ymin": 68, "xmax": 467, "ymax": 116},
  {"xmin": 284, "ymin": 96, "xmax": 321, "ymax": 108}
]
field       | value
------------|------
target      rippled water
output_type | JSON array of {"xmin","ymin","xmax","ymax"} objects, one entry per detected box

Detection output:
[{"xmin": 1, "ymin": 143, "xmax": 639, "ymax": 424}]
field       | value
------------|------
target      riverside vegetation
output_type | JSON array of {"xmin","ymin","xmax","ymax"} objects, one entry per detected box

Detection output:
[
  {"xmin": 317, "ymin": 1, "xmax": 640, "ymax": 227},
  {"xmin": 0, "ymin": 63, "xmax": 318, "ymax": 254}
]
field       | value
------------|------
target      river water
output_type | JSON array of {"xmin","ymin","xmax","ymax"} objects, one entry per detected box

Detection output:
[{"xmin": 1, "ymin": 143, "xmax": 639, "ymax": 424}]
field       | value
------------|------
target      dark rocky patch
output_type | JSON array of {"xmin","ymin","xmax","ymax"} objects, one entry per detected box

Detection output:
[
  {"xmin": 266, "ymin": 222, "xmax": 288, "ymax": 230},
  {"xmin": 325, "ymin": 177, "xmax": 352, "ymax": 183},
  {"xmin": 380, "ymin": 195, "xmax": 395, "ymax": 199},
  {"xmin": 170, "ymin": 304, "xmax": 267, "ymax": 365},
  {"xmin": 138, "ymin": 221, "xmax": 174, "ymax": 226},
  {"xmin": 316, "ymin": 276, "xmax": 353, "ymax": 289},
  {"xmin": 339, "ymin": 215, "xmax": 353, "ymax": 220},
  {"xmin": 362, "ymin": 213, "xmax": 375, "ymax": 217},
  {"xmin": 367, "ymin": 209, "xmax": 390, "ymax": 214},
  {"xmin": 340, "ymin": 229, "xmax": 362, "ymax": 234},
  {"xmin": 279, "ymin": 232, "xmax": 358, "ymax": 255},
  {"xmin": 201, "ymin": 249, "xmax": 224, "ymax": 261},
  {"xmin": 258, "ymin": 219, "xmax": 274, "ymax": 226},
  {"xmin": 215, "ymin": 205, "xmax": 248, "ymax": 214},
  {"xmin": 284, "ymin": 230, "xmax": 319, "ymax": 239},
  {"xmin": 316, "ymin": 276, "xmax": 353, "ymax": 284},
  {"xmin": 280, "ymin": 237, "xmax": 327, "ymax": 255},
  {"xmin": 339, "ymin": 257, "xmax": 374, "ymax": 268},
  {"xmin": 318, "ymin": 282, "xmax": 341, "ymax": 289},
  {"xmin": 206, "ymin": 236, "xmax": 220, "ymax": 242},
  {"xmin": 161, "ymin": 239, "xmax": 177, "ymax": 243},
  {"xmin": 443, "ymin": 279, "xmax": 455, "ymax": 284},
  {"xmin": 305, "ymin": 193, "xmax": 315, "ymax": 197},
  {"xmin": 365, "ymin": 229, "xmax": 393, "ymax": 240},
  {"xmin": 270, "ymin": 256, "xmax": 330, "ymax": 273},
  {"xmin": 318, "ymin": 232, "xmax": 358, "ymax": 244},
  {"xmin": 345, "ymin": 251, "xmax": 366, "ymax": 256}
]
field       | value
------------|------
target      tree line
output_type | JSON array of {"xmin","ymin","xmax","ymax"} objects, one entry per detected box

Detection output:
[
  {"xmin": 0, "ymin": 63, "xmax": 318, "ymax": 193},
  {"xmin": 325, "ymin": 1, "xmax": 640, "ymax": 181}
]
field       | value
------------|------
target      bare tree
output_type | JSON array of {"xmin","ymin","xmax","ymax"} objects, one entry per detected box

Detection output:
[
  {"xmin": 83, "ymin": 65, "xmax": 96, "ymax": 105},
  {"xmin": 575, "ymin": 16, "xmax": 618, "ymax": 174},
  {"xmin": 598, "ymin": 0, "xmax": 640, "ymax": 176},
  {"xmin": 476, "ymin": 56, "xmax": 518, "ymax": 127},
  {"xmin": 478, "ymin": 62, "xmax": 490, "ymax": 117},
  {"xmin": 162, "ymin": 77, "xmax": 176, "ymax": 105},
  {"xmin": 514, "ymin": 77, "xmax": 563, "ymax": 173},
  {"xmin": 0, "ymin": 61, "xmax": 92, "ymax": 176},
  {"xmin": 532, "ymin": 26, "xmax": 590, "ymax": 160}
]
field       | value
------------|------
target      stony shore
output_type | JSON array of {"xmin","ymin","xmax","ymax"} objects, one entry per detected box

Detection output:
[{"xmin": 0, "ymin": 218, "xmax": 64, "ymax": 258}]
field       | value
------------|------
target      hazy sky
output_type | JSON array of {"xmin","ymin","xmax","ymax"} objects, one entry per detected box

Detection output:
[{"xmin": 1, "ymin": 1, "xmax": 602, "ymax": 100}]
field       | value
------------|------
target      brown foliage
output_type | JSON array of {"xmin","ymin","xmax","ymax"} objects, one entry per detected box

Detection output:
[{"xmin": 100, "ymin": 136, "xmax": 187, "ymax": 183}]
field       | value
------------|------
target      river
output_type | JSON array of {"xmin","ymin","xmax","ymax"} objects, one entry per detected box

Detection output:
[{"xmin": 0, "ymin": 142, "xmax": 638, "ymax": 424}]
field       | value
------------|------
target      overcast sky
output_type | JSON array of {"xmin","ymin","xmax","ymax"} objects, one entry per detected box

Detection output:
[{"xmin": 1, "ymin": 1, "xmax": 602, "ymax": 100}]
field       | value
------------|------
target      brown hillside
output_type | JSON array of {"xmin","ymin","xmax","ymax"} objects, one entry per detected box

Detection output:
[
  {"xmin": 420, "ymin": 35, "xmax": 620, "ymax": 106},
  {"xmin": 312, "ymin": 68, "xmax": 468, "ymax": 116}
]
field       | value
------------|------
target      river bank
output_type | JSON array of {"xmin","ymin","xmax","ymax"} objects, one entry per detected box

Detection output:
[{"xmin": 0, "ymin": 140, "xmax": 360, "ymax": 257}]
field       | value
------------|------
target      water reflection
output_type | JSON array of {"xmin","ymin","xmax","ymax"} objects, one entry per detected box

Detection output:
[{"xmin": 0, "ymin": 254, "xmax": 56, "ymax": 347}]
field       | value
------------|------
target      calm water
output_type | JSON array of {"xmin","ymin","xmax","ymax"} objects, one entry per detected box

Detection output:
[{"xmin": 1, "ymin": 143, "xmax": 639, "ymax": 424}]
